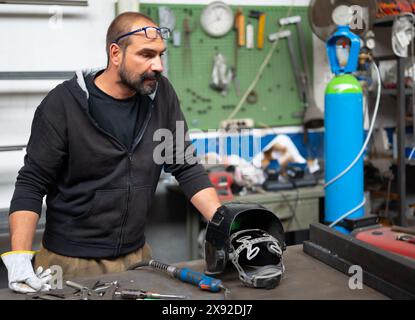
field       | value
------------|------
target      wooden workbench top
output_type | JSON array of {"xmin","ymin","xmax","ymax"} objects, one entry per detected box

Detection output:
[{"xmin": 0, "ymin": 245, "xmax": 387, "ymax": 300}]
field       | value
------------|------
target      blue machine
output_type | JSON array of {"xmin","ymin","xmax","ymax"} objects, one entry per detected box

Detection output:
[{"xmin": 324, "ymin": 26, "xmax": 364, "ymax": 233}]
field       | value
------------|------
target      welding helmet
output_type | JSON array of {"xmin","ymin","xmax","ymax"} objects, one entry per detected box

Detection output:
[
  {"xmin": 229, "ymin": 228, "xmax": 285, "ymax": 289},
  {"xmin": 204, "ymin": 203, "xmax": 285, "ymax": 287}
]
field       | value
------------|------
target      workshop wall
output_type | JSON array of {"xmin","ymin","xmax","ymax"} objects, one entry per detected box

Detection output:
[
  {"xmin": 139, "ymin": 0, "xmax": 325, "ymax": 164},
  {"xmin": 141, "ymin": 0, "xmax": 331, "ymax": 115},
  {"xmin": 189, "ymin": 127, "xmax": 324, "ymax": 162},
  {"xmin": 139, "ymin": 2, "xmax": 313, "ymax": 130}
]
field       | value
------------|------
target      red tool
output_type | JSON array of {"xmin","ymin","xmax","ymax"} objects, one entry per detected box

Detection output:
[
  {"xmin": 208, "ymin": 172, "xmax": 234, "ymax": 201},
  {"xmin": 397, "ymin": 234, "xmax": 415, "ymax": 245},
  {"xmin": 355, "ymin": 227, "xmax": 415, "ymax": 259}
]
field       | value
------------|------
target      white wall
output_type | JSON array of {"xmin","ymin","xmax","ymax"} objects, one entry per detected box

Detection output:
[
  {"xmin": 0, "ymin": 0, "xmax": 117, "ymax": 209},
  {"xmin": 0, "ymin": 0, "xmax": 116, "ymax": 140}
]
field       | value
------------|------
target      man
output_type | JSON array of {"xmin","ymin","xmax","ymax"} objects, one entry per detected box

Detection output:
[{"xmin": 1, "ymin": 12, "xmax": 221, "ymax": 293}]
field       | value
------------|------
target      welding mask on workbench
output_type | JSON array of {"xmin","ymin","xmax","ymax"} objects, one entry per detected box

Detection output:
[{"xmin": 204, "ymin": 202, "xmax": 286, "ymax": 289}]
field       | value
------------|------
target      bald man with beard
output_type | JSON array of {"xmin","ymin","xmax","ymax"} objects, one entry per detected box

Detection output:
[{"xmin": 1, "ymin": 12, "xmax": 221, "ymax": 293}]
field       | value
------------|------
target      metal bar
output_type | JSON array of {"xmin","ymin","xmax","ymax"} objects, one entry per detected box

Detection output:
[
  {"xmin": 0, "ymin": 145, "xmax": 26, "ymax": 152},
  {"xmin": 304, "ymin": 223, "xmax": 415, "ymax": 299},
  {"xmin": 295, "ymin": 22, "xmax": 311, "ymax": 89},
  {"xmin": 0, "ymin": 71, "xmax": 74, "ymax": 80},
  {"xmin": 286, "ymin": 35, "xmax": 306, "ymax": 102},
  {"xmin": 397, "ymin": 58, "xmax": 408, "ymax": 226}
]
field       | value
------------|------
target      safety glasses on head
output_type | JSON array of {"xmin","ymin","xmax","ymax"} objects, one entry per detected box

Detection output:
[{"xmin": 113, "ymin": 26, "xmax": 171, "ymax": 44}]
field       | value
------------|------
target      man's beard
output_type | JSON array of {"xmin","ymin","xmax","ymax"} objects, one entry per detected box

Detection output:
[{"xmin": 119, "ymin": 61, "xmax": 161, "ymax": 96}]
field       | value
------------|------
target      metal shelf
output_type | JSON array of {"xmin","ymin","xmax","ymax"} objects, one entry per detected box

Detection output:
[
  {"xmin": 0, "ymin": 145, "xmax": 26, "ymax": 152},
  {"xmin": 380, "ymin": 88, "xmax": 415, "ymax": 96},
  {"xmin": 372, "ymin": 17, "xmax": 411, "ymax": 225},
  {"xmin": 0, "ymin": 71, "xmax": 74, "ymax": 81}
]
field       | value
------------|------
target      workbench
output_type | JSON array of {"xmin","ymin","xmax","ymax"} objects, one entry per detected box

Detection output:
[
  {"xmin": 167, "ymin": 184, "xmax": 325, "ymax": 260},
  {"xmin": 0, "ymin": 245, "xmax": 387, "ymax": 300}
]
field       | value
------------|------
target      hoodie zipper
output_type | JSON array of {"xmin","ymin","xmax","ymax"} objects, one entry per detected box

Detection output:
[
  {"xmin": 115, "ymin": 102, "xmax": 154, "ymax": 256},
  {"xmin": 68, "ymin": 77, "xmax": 155, "ymax": 256}
]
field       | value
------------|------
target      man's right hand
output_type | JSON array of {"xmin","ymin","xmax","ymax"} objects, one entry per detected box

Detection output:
[{"xmin": 1, "ymin": 251, "xmax": 52, "ymax": 293}]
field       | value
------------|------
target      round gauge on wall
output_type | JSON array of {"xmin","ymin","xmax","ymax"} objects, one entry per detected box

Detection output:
[{"xmin": 200, "ymin": 1, "xmax": 234, "ymax": 38}]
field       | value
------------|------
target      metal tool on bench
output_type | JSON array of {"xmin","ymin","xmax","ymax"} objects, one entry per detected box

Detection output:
[
  {"xmin": 396, "ymin": 234, "xmax": 415, "ymax": 245},
  {"xmin": 32, "ymin": 280, "xmax": 119, "ymax": 300},
  {"xmin": 209, "ymin": 171, "xmax": 234, "ymax": 201},
  {"xmin": 115, "ymin": 289, "xmax": 186, "ymax": 300},
  {"xmin": 66, "ymin": 280, "xmax": 119, "ymax": 300},
  {"xmin": 127, "ymin": 260, "xmax": 226, "ymax": 294}
]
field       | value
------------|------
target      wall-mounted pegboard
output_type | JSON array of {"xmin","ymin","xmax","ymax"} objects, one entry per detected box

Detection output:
[{"xmin": 139, "ymin": 3, "xmax": 313, "ymax": 130}]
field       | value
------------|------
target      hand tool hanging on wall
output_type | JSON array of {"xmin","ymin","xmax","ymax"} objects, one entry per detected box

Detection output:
[
  {"xmin": 224, "ymin": 6, "xmax": 296, "ymax": 122},
  {"xmin": 249, "ymin": 10, "xmax": 266, "ymax": 49},
  {"xmin": 232, "ymin": 8, "xmax": 245, "ymax": 96},
  {"xmin": 279, "ymin": 16, "xmax": 323, "ymax": 131},
  {"xmin": 235, "ymin": 8, "xmax": 245, "ymax": 47},
  {"xmin": 158, "ymin": 6, "xmax": 176, "ymax": 78},
  {"xmin": 183, "ymin": 13, "xmax": 193, "ymax": 75},
  {"xmin": 210, "ymin": 52, "xmax": 233, "ymax": 96},
  {"xmin": 280, "ymin": 16, "xmax": 311, "ymax": 91},
  {"xmin": 246, "ymin": 21, "xmax": 254, "ymax": 49},
  {"xmin": 269, "ymin": 30, "xmax": 306, "ymax": 104},
  {"xmin": 269, "ymin": 28, "xmax": 314, "ymax": 151},
  {"xmin": 172, "ymin": 30, "xmax": 181, "ymax": 47}
]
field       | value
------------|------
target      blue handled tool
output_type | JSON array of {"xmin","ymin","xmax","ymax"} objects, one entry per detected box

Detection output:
[
  {"xmin": 148, "ymin": 260, "xmax": 223, "ymax": 292},
  {"xmin": 128, "ymin": 259, "xmax": 227, "ymax": 294}
]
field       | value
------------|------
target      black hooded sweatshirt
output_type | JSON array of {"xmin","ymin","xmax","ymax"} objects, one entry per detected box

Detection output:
[{"xmin": 9, "ymin": 70, "xmax": 212, "ymax": 258}]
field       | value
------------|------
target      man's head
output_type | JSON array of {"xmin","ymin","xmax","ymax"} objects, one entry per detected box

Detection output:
[{"xmin": 106, "ymin": 12, "xmax": 166, "ymax": 95}]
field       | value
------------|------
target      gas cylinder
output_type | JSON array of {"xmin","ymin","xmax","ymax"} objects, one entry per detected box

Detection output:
[{"xmin": 324, "ymin": 25, "xmax": 364, "ymax": 233}]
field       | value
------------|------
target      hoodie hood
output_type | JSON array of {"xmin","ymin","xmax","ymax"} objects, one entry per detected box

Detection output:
[{"xmin": 75, "ymin": 68, "xmax": 158, "ymax": 101}]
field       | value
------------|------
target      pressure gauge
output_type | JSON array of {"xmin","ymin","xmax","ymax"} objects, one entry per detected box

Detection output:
[
  {"xmin": 366, "ymin": 38, "xmax": 376, "ymax": 50},
  {"xmin": 332, "ymin": 5, "xmax": 353, "ymax": 26},
  {"xmin": 200, "ymin": 1, "xmax": 234, "ymax": 37},
  {"xmin": 364, "ymin": 31, "xmax": 376, "ymax": 50}
]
